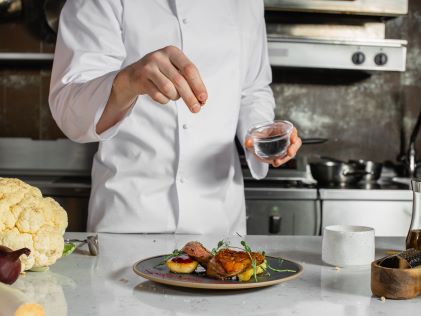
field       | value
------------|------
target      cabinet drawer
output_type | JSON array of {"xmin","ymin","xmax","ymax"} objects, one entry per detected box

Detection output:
[{"xmin": 246, "ymin": 200, "xmax": 320, "ymax": 235}]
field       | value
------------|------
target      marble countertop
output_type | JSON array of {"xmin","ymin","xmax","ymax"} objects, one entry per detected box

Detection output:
[{"xmin": 11, "ymin": 233, "xmax": 421, "ymax": 316}]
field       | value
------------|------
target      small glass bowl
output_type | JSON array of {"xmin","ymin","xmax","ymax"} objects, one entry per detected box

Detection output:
[{"xmin": 247, "ymin": 120, "xmax": 294, "ymax": 160}]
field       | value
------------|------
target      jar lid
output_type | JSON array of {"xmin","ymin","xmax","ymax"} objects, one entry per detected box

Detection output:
[{"xmin": 412, "ymin": 178, "xmax": 421, "ymax": 192}]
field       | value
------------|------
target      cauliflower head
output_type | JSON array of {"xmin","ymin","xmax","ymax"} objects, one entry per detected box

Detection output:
[{"xmin": 0, "ymin": 178, "xmax": 68, "ymax": 271}]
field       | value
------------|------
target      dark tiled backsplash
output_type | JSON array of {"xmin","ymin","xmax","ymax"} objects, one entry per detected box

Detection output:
[
  {"xmin": 0, "ymin": 21, "xmax": 61, "ymax": 139},
  {"xmin": 0, "ymin": 69, "xmax": 64, "ymax": 139}
]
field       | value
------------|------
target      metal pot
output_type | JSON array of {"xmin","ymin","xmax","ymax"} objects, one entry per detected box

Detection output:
[
  {"xmin": 309, "ymin": 160, "xmax": 371, "ymax": 186},
  {"xmin": 349, "ymin": 160, "xmax": 383, "ymax": 182}
]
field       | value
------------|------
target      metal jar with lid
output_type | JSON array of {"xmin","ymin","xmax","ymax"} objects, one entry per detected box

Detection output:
[{"xmin": 406, "ymin": 179, "xmax": 421, "ymax": 251}]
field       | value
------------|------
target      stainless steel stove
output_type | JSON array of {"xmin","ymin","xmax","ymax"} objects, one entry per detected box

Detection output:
[{"xmin": 243, "ymin": 154, "xmax": 413, "ymax": 236}]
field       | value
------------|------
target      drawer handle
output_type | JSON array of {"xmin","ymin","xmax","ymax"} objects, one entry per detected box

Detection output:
[{"xmin": 269, "ymin": 215, "xmax": 282, "ymax": 234}]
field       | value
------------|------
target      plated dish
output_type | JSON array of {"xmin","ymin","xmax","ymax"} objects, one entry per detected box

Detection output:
[{"xmin": 133, "ymin": 240, "xmax": 303, "ymax": 290}]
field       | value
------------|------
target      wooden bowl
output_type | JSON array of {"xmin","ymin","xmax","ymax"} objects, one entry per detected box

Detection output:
[{"xmin": 371, "ymin": 259, "xmax": 421, "ymax": 299}]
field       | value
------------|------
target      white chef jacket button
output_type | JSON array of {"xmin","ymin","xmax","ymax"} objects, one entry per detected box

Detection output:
[
  {"xmin": 182, "ymin": 124, "xmax": 188, "ymax": 130},
  {"xmin": 179, "ymin": 178, "xmax": 185, "ymax": 183},
  {"xmin": 182, "ymin": 18, "xmax": 188, "ymax": 24}
]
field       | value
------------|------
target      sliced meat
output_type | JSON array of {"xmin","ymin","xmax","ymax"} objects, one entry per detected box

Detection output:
[
  {"xmin": 182, "ymin": 241, "xmax": 213, "ymax": 268},
  {"xmin": 206, "ymin": 248, "xmax": 265, "ymax": 280}
]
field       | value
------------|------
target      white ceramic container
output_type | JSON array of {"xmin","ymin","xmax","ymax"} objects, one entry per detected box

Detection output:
[{"xmin": 322, "ymin": 225, "xmax": 375, "ymax": 267}]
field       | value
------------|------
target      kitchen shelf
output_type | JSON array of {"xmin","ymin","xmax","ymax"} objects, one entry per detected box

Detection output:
[
  {"xmin": 0, "ymin": 53, "xmax": 54, "ymax": 61},
  {"xmin": 0, "ymin": 53, "xmax": 54, "ymax": 67}
]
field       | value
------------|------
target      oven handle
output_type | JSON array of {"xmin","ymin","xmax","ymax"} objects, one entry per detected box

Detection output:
[{"xmin": 269, "ymin": 215, "xmax": 282, "ymax": 234}]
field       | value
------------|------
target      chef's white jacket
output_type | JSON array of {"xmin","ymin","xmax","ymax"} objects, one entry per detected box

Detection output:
[{"xmin": 49, "ymin": 0, "xmax": 275, "ymax": 234}]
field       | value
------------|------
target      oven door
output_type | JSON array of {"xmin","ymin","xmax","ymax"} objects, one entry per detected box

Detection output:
[{"xmin": 245, "ymin": 187, "xmax": 321, "ymax": 235}]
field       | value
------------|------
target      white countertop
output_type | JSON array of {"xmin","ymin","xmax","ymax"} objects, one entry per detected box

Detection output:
[{"xmin": 10, "ymin": 233, "xmax": 421, "ymax": 316}]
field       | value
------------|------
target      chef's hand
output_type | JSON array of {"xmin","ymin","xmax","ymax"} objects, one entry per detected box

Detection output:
[
  {"xmin": 244, "ymin": 128, "xmax": 302, "ymax": 167},
  {"xmin": 121, "ymin": 45, "xmax": 207, "ymax": 112},
  {"xmin": 97, "ymin": 46, "xmax": 207, "ymax": 134}
]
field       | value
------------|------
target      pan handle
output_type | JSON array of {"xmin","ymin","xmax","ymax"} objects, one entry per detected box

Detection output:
[
  {"xmin": 343, "ymin": 171, "xmax": 374, "ymax": 177},
  {"xmin": 302, "ymin": 138, "xmax": 328, "ymax": 145}
]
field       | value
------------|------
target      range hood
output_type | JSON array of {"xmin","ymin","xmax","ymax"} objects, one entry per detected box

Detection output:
[{"xmin": 264, "ymin": 0, "xmax": 408, "ymax": 16}]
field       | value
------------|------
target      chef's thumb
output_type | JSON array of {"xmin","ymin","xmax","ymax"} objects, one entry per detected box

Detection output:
[{"xmin": 244, "ymin": 137, "xmax": 254, "ymax": 150}]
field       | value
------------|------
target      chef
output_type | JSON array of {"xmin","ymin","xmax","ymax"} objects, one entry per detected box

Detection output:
[{"xmin": 49, "ymin": 0, "xmax": 302, "ymax": 235}]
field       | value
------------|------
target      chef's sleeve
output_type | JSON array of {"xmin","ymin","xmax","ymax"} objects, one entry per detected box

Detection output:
[
  {"xmin": 236, "ymin": 2, "xmax": 276, "ymax": 180},
  {"xmin": 49, "ymin": 0, "xmax": 130, "ymax": 143}
]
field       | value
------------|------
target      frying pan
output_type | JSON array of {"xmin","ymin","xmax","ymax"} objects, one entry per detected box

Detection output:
[{"xmin": 301, "ymin": 138, "xmax": 328, "ymax": 145}]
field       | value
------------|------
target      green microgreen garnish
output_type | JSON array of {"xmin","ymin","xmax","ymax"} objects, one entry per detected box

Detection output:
[
  {"xmin": 266, "ymin": 263, "xmax": 296, "ymax": 273},
  {"xmin": 155, "ymin": 249, "xmax": 185, "ymax": 267},
  {"xmin": 211, "ymin": 240, "xmax": 230, "ymax": 255},
  {"xmin": 262, "ymin": 257, "xmax": 296, "ymax": 274},
  {"xmin": 239, "ymin": 241, "xmax": 296, "ymax": 280},
  {"xmin": 240, "ymin": 240, "xmax": 258, "ymax": 282},
  {"xmin": 240, "ymin": 240, "xmax": 252, "ymax": 252}
]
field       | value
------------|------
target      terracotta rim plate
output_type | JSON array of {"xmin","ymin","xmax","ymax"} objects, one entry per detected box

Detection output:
[{"xmin": 133, "ymin": 255, "xmax": 303, "ymax": 290}]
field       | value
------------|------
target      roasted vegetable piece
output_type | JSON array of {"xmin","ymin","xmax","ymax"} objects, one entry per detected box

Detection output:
[
  {"xmin": 238, "ymin": 261, "xmax": 267, "ymax": 282},
  {"xmin": 166, "ymin": 256, "xmax": 199, "ymax": 273}
]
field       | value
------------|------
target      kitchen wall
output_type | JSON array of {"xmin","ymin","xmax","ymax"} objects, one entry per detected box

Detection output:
[{"xmin": 0, "ymin": 1, "xmax": 420, "ymax": 166}]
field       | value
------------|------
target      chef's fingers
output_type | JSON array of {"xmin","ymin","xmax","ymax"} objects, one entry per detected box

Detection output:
[
  {"xmin": 244, "ymin": 136, "xmax": 254, "ymax": 150},
  {"xmin": 271, "ymin": 137, "xmax": 302, "ymax": 168},
  {"xmin": 287, "ymin": 138, "xmax": 302, "ymax": 157},
  {"xmin": 272, "ymin": 131, "xmax": 302, "ymax": 167},
  {"xmin": 149, "ymin": 67, "xmax": 179, "ymax": 101},
  {"xmin": 287, "ymin": 136, "xmax": 302, "ymax": 158},
  {"xmin": 290, "ymin": 128, "xmax": 299, "ymax": 143},
  {"xmin": 166, "ymin": 46, "xmax": 208, "ymax": 104},
  {"xmin": 144, "ymin": 80, "xmax": 170, "ymax": 104},
  {"xmin": 160, "ymin": 60, "xmax": 201, "ymax": 113},
  {"xmin": 272, "ymin": 155, "xmax": 292, "ymax": 167}
]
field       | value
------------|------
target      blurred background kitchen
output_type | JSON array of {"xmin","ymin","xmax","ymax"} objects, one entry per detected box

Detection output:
[{"xmin": 0, "ymin": 0, "xmax": 420, "ymax": 235}]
